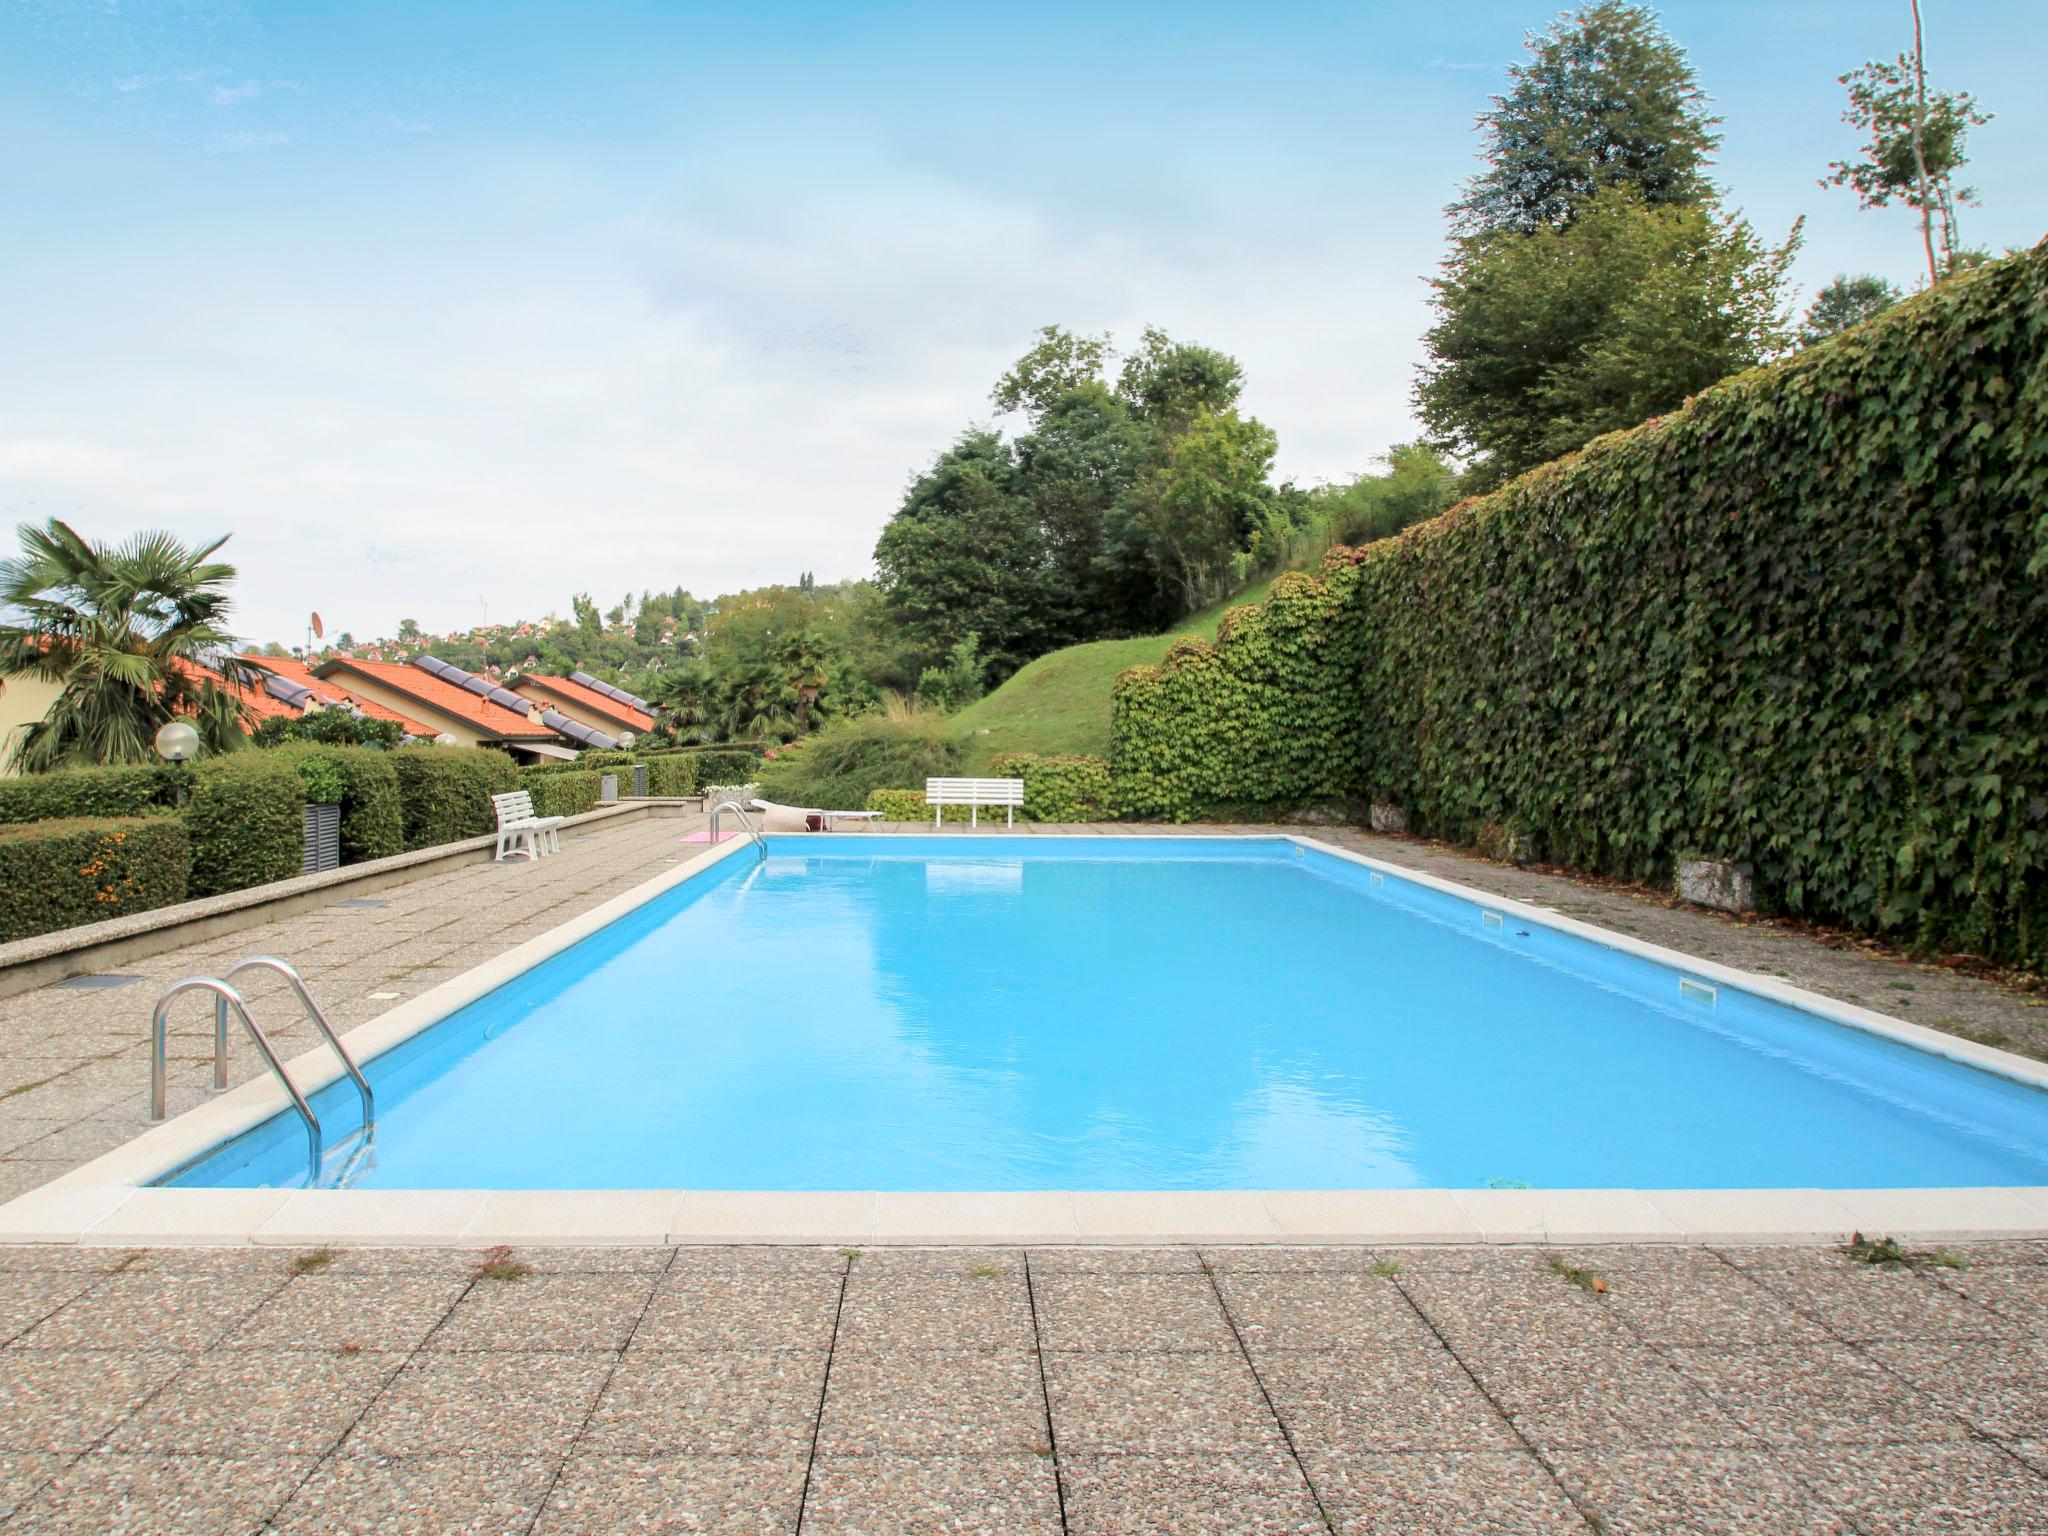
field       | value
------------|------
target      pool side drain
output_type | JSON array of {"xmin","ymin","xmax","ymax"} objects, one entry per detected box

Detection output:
[{"xmin": 1680, "ymin": 977, "xmax": 1718, "ymax": 1006}]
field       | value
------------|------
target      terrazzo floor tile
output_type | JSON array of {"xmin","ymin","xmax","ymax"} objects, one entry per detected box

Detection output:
[
  {"xmin": 852, "ymin": 1248, "xmax": 1025, "ymax": 1278},
  {"xmin": 105, "ymin": 1346, "xmax": 405, "ymax": 1456},
  {"xmin": 10, "ymin": 1268, "xmax": 287, "ymax": 1351},
  {"xmin": 834, "ymin": 1273, "xmax": 1035, "ymax": 1353},
  {"xmin": 0, "ymin": 1269, "xmax": 102, "ymax": 1343},
  {"xmin": 535, "ymin": 1452, "xmax": 808, "ymax": 1535},
  {"xmin": 1548, "ymin": 1446, "xmax": 1850, "ymax": 1534},
  {"xmin": 1217, "ymin": 1272, "xmax": 1441, "ymax": 1353},
  {"xmin": 666, "ymin": 1247, "xmax": 853, "ymax": 1278},
  {"xmin": 1798, "ymin": 1441, "xmax": 2048, "ymax": 1535},
  {"xmin": 1860, "ymin": 1338, "xmax": 2048, "ymax": 1440},
  {"xmin": 428, "ymin": 1272, "xmax": 658, "ymax": 1352},
  {"xmin": 225, "ymin": 1273, "xmax": 471, "ymax": 1351},
  {"xmin": 4, "ymin": 1450, "xmax": 314, "ymax": 1535},
  {"xmin": 270, "ymin": 1452, "xmax": 562, "ymax": 1535},
  {"xmin": 1930, "ymin": 1263, "xmax": 2048, "ymax": 1332},
  {"xmin": 1022, "ymin": 1246, "xmax": 1203, "ymax": 1275},
  {"xmin": 582, "ymin": 1349, "xmax": 828, "ymax": 1456},
  {"xmin": 0, "ymin": 1349, "xmax": 186, "ymax": 1451},
  {"xmin": 1665, "ymin": 1342, "xmax": 1974, "ymax": 1446},
  {"xmin": 1059, "ymin": 1450, "xmax": 1325, "ymax": 1535},
  {"xmin": 1044, "ymin": 1349, "xmax": 1283, "ymax": 1455},
  {"xmin": 0, "ymin": 1451, "xmax": 75, "ymax": 1522},
  {"xmin": 1197, "ymin": 1246, "xmax": 1410, "ymax": 1275},
  {"xmin": 1454, "ymin": 1340, "xmax": 1755, "ymax": 1450},
  {"xmin": 343, "ymin": 1350, "xmax": 613, "ymax": 1458},
  {"xmin": 1397, "ymin": 1272, "xmax": 1638, "ymax": 1352},
  {"xmin": 1753, "ymin": 1265, "xmax": 2019, "ymax": 1342},
  {"xmin": 1033, "ymin": 1273, "xmax": 1238, "ymax": 1352},
  {"xmin": 1256, "ymin": 1346, "xmax": 1521, "ymax": 1454},
  {"xmin": 817, "ymin": 1348, "xmax": 1049, "ymax": 1458},
  {"xmin": 1594, "ymin": 1264, "xmax": 1834, "ymax": 1347},
  {"xmin": 634, "ymin": 1272, "xmax": 845, "ymax": 1352},
  {"xmin": 1306, "ymin": 1448, "xmax": 1589, "ymax": 1536},
  {"xmin": 802, "ymin": 1452, "xmax": 1063, "ymax": 1535}
]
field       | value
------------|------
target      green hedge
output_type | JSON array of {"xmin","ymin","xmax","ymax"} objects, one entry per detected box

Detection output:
[
  {"xmin": 645, "ymin": 756, "xmax": 697, "ymax": 796},
  {"xmin": 1114, "ymin": 244, "xmax": 2048, "ymax": 967},
  {"xmin": 0, "ymin": 817, "xmax": 190, "ymax": 942},
  {"xmin": 0, "ymin": 763, "xmax": 174, "ymax": 824},
  {"xmin": 388, "ymin": 747, "xmax": 522, "ymax": 850},
  {"xmin": 991, "ymin": 753, "xmax": 1114, "ymax": 822},
  {"xmin": 184, "ymin": 753, "xmax": 306, "ymax": 897},
  {"xmin": 520, "ymin": 767, "xmax": 603, "ymax": 818},
  {"xmin": 864, "ymin": 788, "xmax": 981, "ymax": 823},
  {"xmin": 666, "ymin": 747, "xmax": 762, "ymax": 783},
  {"xmin": 271, "ymin": 744, "xmax": 405, "ymax": 864}
]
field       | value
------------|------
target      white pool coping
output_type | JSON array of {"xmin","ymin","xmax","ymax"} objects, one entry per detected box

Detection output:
[{"xmin": 4, "ymin": 829, "xmax": 2045, "ymax": 1250}]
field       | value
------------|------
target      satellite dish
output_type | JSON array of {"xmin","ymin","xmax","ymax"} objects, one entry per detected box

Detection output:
[{"xmin": 310, "ymin": 612, "xmax": 325, "ymax": 639}]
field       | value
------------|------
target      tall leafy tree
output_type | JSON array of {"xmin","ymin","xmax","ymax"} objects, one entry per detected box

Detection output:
[
  {"xmin": 1419, "ymin": 189, "xmax": 1799, "ymax": 483},
  {"xmin": 772, "ymin": 629, "xmax": 834, "ymax": 735},
  {"xmin": 1824, "ymin": 33, "xmax": 1990, "ymax": 282},
  {"xmin": 1452, "ymin": 1, "xmax": 1721, "ymax": 235},
  {"xmin": 1131, "ymin": 408, "xmax": 1280, "ymax": 611},
  {"xmin": 0, "ymin": 519, "xmax": 255, "ymax": 771},
  {"xmin": 1800, "ymin": 274, "xmax": 1902, "ymax": 345}
]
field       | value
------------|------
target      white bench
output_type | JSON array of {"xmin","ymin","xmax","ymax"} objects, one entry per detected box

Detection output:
[
  {"xmin": 925, "ymin": 776, "xmax": 1025, "ymax": 828},
  {"xmin": 491, "ymin": 790, "xmax": 567, "ymax": 862}
]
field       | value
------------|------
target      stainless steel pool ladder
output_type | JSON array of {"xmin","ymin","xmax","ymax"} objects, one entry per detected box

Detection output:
[
  {"xmin": 707, "ymin": 799, "xmax": 768, "ymax": 861},
  {"xmin": 148, "ymin": 957, "xmax": 375, "ymax": 1187}
]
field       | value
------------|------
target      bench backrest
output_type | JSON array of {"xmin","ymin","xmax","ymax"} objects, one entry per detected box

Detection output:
[
  {"xmin": 492, "ymin": 790, "xmax": 538, "ymax": 826},
  {"xmin": 926, "ymin": 776, "xmax": 1025, "ymax": 806}
]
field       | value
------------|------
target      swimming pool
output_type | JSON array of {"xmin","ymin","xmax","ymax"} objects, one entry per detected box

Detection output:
[{"xmin": 161, "ymin": 836, "xmax": 2048, "ymax": 1193}]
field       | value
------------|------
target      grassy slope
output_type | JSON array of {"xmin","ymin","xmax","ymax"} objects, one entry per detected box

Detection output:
[{"xmin": 950, "ymin": 575, "xmax": 1280, "ymax": 773}]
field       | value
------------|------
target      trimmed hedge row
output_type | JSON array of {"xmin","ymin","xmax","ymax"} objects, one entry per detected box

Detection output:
[
  {"xmin": 991, "ymin": 753, "xmax": 1114, "ymax": 822},
  {"xmin": 388, "ymin": 747, "xmax": 522, "ymax": 850},
  {"xmin": 0, "ymin": 817, "xmax": 191, "ymax": 942},
  {"xmin": 0, "ymin": 763, "xmax": 175, "ymax": 824},
  {"xmin": 272, "ymin": 744, "xmax": 405, "ymax": 865},
  {"xmin": 863, "ymin": 788, "xmax": 981, "ymax": 823},
  {"xmin": 520, "ymin": 768, "xmax": 604, "ymax": 818},
  {"xmin": 1113, "ymin": 244, "xmax": 2048, "ymax": 967},
  {"xmin": 185, "ymin": 753, "xmax": 306, "ymax": 897},
  {"xmin": 645, "ymin": 757, "xmax": 697, "ymax": 796}
]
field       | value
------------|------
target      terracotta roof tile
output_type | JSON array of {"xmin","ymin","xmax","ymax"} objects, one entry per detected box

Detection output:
[
  {"xmin": 512, "ymin": 673, "xmax": 655, "ymax": 733},
  {"xmin": 236, "ymin": 656, "xmax": 438, "ymax": 738},
  {"xmin": 313, "ymin": 656, "xmax": 557, "ymax": 739}
]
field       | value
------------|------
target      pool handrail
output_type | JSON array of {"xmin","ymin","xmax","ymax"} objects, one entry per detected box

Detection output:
[
  {"xmin": 707, "ymin": 799, "xmax": 768, "ymax": 860},
  {"xmin": 150, "ymin": 976, "xmax": 324, "ymax": 1186},
  {"xmin": 220, "ymin": 956, "xmax": 375, "ymax": 1133}
]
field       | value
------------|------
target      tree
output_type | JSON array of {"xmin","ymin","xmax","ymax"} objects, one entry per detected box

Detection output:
[
  {"xmin": 873, "ymin": 429, "xmax": 1065, "ymax": 682},
  {"xmin": 991, "ymin": 325, "xmax": 1114, "ymax": 415},
  {"xmin": 915, "ymin": 633, "xmax": 984, "ymax": 711},
  {"xmin": 1800, "ymin": 274, "xmax": 1902, "ymax": 345},
  {"xmin": 0, "ymin": 519, "xmax": 256, "ymax": 771},
  {"xmin": 1824, "ymin": 38, "xmax": 1990, "ymax": 282},
  {"xmin": 1115, "ymin": 327, "xmax": 1244, "ymax": 433},
  {"xmin": 571, "ymin": 592, "xmax": 603, "ymax": 640},
  {"xmin": 772, "ymin": 629, "xmax": 834, "ymax": 734},
  {"xmin": 1453, "ymin": 2, "xmax": 1721, "ymax": 235},
  {"xmin": 1131, "ymin": 408, "xmax": 1280, "ymax": 611},
  {"xmin": 1418, "ymin": 188, "xmax": 1800, "ymax": 485},
  {"xmin": 252, "ymin": 709, "xmax": 406, "ymax": 749}
]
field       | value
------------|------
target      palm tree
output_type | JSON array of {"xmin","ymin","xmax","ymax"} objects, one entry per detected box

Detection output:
[
  {"xmin": 0, "ymin": 520, "xmax": 256, "ymax": 772},
  {"xmin": 773, "ymin": 629, "xmax": 834, "ymax": 734}
]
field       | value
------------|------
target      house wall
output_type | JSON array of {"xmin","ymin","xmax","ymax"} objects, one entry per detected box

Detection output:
[
  {"xmin": 0, "ymin": 673, "xmax": 65, "ymax": 776},
  {"xmin": 324, "ymin": 671, "xmax": 497, "ymax": 748}
]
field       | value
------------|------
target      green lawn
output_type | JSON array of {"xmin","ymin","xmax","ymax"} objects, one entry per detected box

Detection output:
[{"xmin": 949, "ymin": 575, "xmax": 1279, "ymax": 773}]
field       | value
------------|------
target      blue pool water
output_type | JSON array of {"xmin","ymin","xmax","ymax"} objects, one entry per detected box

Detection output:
[{"xmin": 166, "ymin": 837, "xmax": 2048, "ymax": 1191}]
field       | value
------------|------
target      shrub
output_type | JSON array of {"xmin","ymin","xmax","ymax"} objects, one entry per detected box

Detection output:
[
  {"xmin": 0, "ymin": 817, "xmax": 190, "ymax": 941},
  {"xmin": 645, "ymin": 756, "xmax": 697, "ymax": 796},
  {"xmin": 657, "ymin": 746, "xmax": 763, "ymax": 783},
  {"xmin": 184, "ymin": 753, "xmax": 305, "ymax": 896},
  {"xmin": 1113, "ymin": 244, "xmax": 2048, "ymax": 967},
  {"xmin": 253, "ymin": 711, "xmax": 406, "ymax": 749},
  {"xmin": 991, "ymin": 753, "xmax": 1114, "ymax": 822},
  {"xmin": 271, "ymin": 744, "xmax": 404, "ymax": 864},
  {"xmin": 0, "ymin": 763, "xmax": 174, "ymax": 824},
  {"xmin": 864, "ymin": 788, "xmax": 980, "ymax": 823},
  {"xmin": 388, "ymin": 747, "xmax": 522, "ymax": 850},
  {"xmin": 520, "ymin": 767, "xmax": 603, "ymax": 818},
  {"xmin": 756, "ymin": 715, "xmax": 959, "ymax": 810}
]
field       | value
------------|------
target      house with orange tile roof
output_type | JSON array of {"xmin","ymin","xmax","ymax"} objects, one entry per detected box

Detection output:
[
  {"xmin": 508, "ymin": 670, "xmax": 656, "ymax": 739},
  {"xmin": 235, "ymin": 655, "xmax": 438, "ymax": 738},
  {"xmin": 312, "ymin": 654, "xmax": 611, "ymax": 759}
]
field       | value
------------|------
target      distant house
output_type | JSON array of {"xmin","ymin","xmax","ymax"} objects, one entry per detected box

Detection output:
[
  {"xmin": 507, "ymin": 670, "xmax": 655, "ymax": 741},
  {"xmin": 235, "ymin": 655, "xmax": 437, "ymax": 738},
  {"xmin": 314, "ymin": 654, "xmax": 617, "ymax": 759}
]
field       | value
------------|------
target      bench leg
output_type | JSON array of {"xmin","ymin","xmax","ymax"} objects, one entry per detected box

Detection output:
[
  {"xmin": 1007, "ymin": 807, "xmax": 1013, "ymax": 827},
  {"xmin": 971, "ymin": 805, "xmax": 978, "ymax": 828}
]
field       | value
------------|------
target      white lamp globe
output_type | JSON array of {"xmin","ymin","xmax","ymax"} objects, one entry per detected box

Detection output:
[
  {"xmin": 153, "ymin": 720, "xmax": 201, "ymax": 763},
  {"xmin": 434, "ymin": 732, "xmax": 459, "ymax": 747},
  {"xmin": 618, "ymin": 732, "xmax": 636, "ymax": 748}
]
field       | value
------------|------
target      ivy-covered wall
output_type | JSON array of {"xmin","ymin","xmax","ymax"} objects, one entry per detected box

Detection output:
[{"xmin": 1113, "ymin": 243, "xmax": 2048, "ymax": 966}]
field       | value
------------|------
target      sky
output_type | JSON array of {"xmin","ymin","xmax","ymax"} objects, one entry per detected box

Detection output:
[{"xmin": 1, "ymin": 2, "xmax": 2041, "ymax": 647}]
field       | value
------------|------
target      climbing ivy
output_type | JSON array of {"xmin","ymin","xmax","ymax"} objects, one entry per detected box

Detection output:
[{"xmin": 1114, "ymin": 242, "xmax": 2048, "ymax": 967}]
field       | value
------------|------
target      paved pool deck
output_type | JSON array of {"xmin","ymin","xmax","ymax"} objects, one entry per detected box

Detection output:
[{"xmin": 0, "ymin": 815, "xmax": 2045, "ymax": 1530}]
